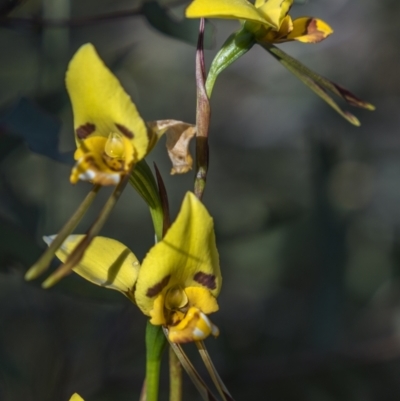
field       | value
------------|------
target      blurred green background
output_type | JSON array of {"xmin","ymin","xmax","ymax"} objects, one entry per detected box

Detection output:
[{"xmin": 0, "ymin": 0, "xmax": 398, "ymax": 400}]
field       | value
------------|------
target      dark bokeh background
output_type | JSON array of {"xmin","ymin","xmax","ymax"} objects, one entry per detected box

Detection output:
[{"xmin": 0, "ymin": 0, "xmax": 399, "ymax": 400}]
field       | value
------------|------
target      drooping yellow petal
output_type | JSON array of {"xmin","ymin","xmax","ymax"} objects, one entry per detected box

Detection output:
[
  {"xmin": 257, "ymin": 0, "xmax": 293, "ymax": 29},
  {"xmin": 66, "ymin": 43, "xmax": 150, "ymax": 162},
  {"xmin": 69, "ymin": 394, "xmax": 85, "ymax": 401},
  {"xmin": 44, "ymin": 235, "xmax": 139, "ymax": 297},
  {"xmin": 285, "ymin": 17, "xmax": 333, "ymax": 43},
  {"xmin": 259, "ymin": 16, "xmax": 333, "ymax": 44},
  {"xmin": 135, "ymin": 192, "xmax": 221, "ymax": 316},
  {"xmin": 185, "ymin": 0, "xmax": 276, "ymax": 28}
]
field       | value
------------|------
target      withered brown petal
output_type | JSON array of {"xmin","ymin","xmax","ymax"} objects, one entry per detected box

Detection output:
[{"xmin": 147, "ymin": 120, "xmax": 197, "ymax": 175}]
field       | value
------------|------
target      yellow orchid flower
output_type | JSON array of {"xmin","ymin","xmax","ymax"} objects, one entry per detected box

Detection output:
[
  {"xmin": 69, "ymin": 394, "xmax": 84, "ymax": 401},
  {"xmin": 135, "ymin": 191, "xmax": 221, "ymax": 343},
  {"xmin": 67, "ymin": 43, "xmax": 151, "ymax": 186},
  {"xmin": 50, "ymin": 192, "xmax": 222, "ymax": 343},
  {"xmin": 186, "ymin": 0, "xmax": 333, "ymax": 44},
  {"xmin": 66, "ymin": 44, "xmax": 196, "ymax": 186}
]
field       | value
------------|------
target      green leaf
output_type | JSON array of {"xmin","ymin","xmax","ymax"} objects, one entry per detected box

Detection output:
[{"xmin": 206, "ymin": 28, "xmax": 256, "ymax": 98}]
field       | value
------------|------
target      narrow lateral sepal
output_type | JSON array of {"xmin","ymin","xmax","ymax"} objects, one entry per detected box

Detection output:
[
  {"xmin": 261, "ymin": 43, "xmax": 375, "ymax": 126},
  {"xmin": 42, "ymin": 174, "xmax": 129, "ymax": 288},
  {"xmin": 25, "ymin": 184, "xmax": 100, "ymax": 281}
]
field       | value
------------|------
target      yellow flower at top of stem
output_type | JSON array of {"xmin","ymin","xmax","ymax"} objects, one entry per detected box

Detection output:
[{"xmin": 186, "ymin": 0, "xmax": 333, "ymax": 44}]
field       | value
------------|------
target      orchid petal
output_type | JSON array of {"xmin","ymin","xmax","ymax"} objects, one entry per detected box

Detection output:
[
  {"xmin": 66, "ymin": 43, "xmax": 150, "ymax": 162},
  {"xmin": 135, "ymin": 192, "xmax": 221, "ymax": 317},
  {"xmin": 186, "ymin": 0, "xmax": 276, "ymax": 28},
  {"xmin": 285, "ymin": 17, "xmax": 333, "ymax": 43},
  {"xmin": 258, "ymin": 0, "xmax": 293, "ymax": 29},
  {"xmin": 69, "ymin": 394, "xmax": 84, "ymax": 401},
  {"xmin": 44, "ymin": 235, "xmax": 139, "ymax": 297}
]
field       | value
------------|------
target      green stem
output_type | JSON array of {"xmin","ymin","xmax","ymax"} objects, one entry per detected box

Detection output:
[
  {"xmin": 146, "ymin": 360, "xmax": 161, "ymax": 401},
  {"xmin": 130, "ymin": 161, "xmax": 169, "ymax": 401},
  {"xmin": 169, "ymin": 346, "xmax": 182, "ymax": 401},
  {"xmin": 145, "ymin": 322, "xmax": 167, "ymax": 401}
]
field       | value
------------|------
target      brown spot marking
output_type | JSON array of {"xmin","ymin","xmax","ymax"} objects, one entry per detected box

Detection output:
[
  {"xmin": 194, "ymin": 272, "xmax": 216, "ymax": 290},
  {"xmin": 305, "ymin": 18, "xmax": 327, "ymax": 43},
  {"xmin": 76, "ymin": 123, "xmax": 95, "ymax": 139},
  {"xmin": 115, "ymin": 123, "xmax": 134, "ymax": 139},
  {"xmin": 146, "ymin": 275, "xmax": 171, "ymax": 297}
]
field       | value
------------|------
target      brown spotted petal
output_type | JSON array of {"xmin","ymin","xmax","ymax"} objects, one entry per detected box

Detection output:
[
  {"xmin": 284, "ymin": 17, "xmax": 333, "ymax": 43},
  {"xmin": 66, "ymin": 44, "xmax": 149, "ymax": 162},
  {"xmin": 147, "ymin": 120, "xmax": 197, "ymax": 174},
  {"xmin": 134, "ymin": 192, "xmax": 221, "ymax": 318}
]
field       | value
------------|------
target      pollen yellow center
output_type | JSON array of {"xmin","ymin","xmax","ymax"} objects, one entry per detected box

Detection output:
[{"xmin": 105, "ymin": 132, "xmax": 125, "ymax": 159}]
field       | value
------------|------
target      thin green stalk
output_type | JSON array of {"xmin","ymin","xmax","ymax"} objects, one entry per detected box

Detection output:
[
  {"xmin": 146, "ymin": 322, "xmax": 167, "ymax": 401},
  {"xmin": 169, "ymin": 346, "xmax": 182, "ymax": 401},
  {"xmin": 146, "ymin": 360, "xmax": 161, "ymax": 401},
  {"xmin": 25, "ymin": 184, "xmax": 101, "ymax": 281},
  {"xmin": 130, "ymin": 161, "xmax": 169, "ymax": 401}
]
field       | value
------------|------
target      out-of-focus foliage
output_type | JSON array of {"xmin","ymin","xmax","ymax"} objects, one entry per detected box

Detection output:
[
  {"xmin": 0, "ymin": 0, "xmax": 399, "ymax": 400},
  {"xmin": 1, "ymin": 98, "xmax": 72, "ymax": 163}
]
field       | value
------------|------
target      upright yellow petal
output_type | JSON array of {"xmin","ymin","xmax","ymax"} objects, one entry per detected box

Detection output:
[
  {"xmin": 135, "ymin": 192, "xmax": 221, "ymax": 316},
  {"xmin": 186, "ymin": 0, "xmax": 274, "ymax": 27},
  {"xmin": 258, "ymin": 0, "xmax": 293, "ymax": 29},
  {"xmin": 66, "ymin": 43, "xmax": 149, "ymax": 162},
  {"xmin": 69, "ymin": 394, "xmax": 84, "ymax": 401},
  {"xmin": 44, "ymin": 235, "xmax": 139, "ymax": 296}
]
